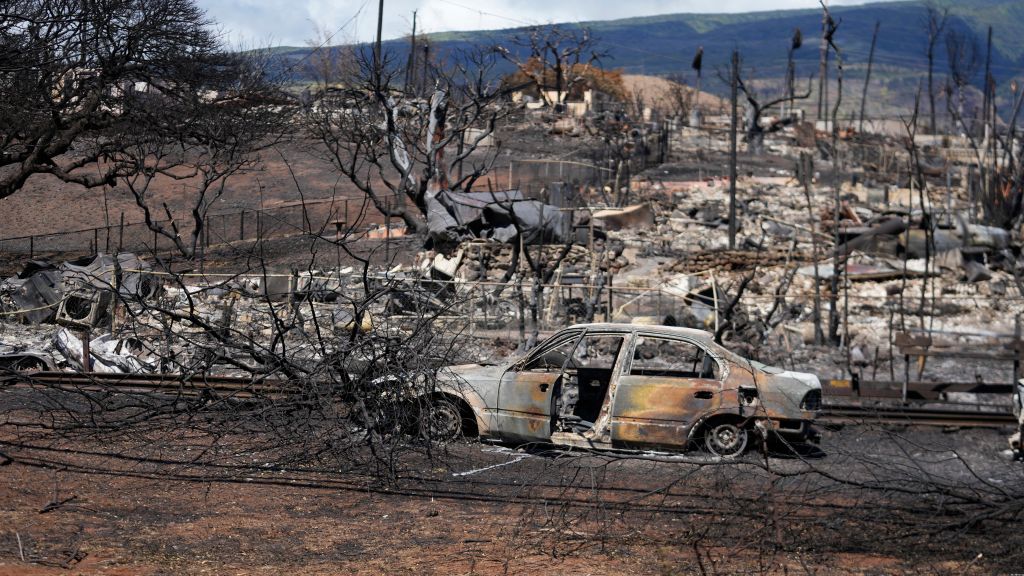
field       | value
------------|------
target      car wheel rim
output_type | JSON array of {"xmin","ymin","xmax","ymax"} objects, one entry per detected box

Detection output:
[
  {"xmin": 707, "ymin": 423, "xmax": 747, "ymax": 457},
  {"xmin": 424, "ymin": 401, "xmax": 461, "ymax": 441}
]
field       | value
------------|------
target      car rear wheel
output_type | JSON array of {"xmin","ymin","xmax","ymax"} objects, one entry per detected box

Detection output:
[
  {"xmin": 704, "ymin": 422, "xmax": 748, "ymax": 457},
  {"xmin": 420, "ymin": 398, "xmax": 463, "ymax": 442}
]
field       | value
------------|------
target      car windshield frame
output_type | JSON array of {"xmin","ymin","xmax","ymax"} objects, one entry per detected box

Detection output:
[{"xmin": 514, "ymin": 328, "xmax": 585, "ymax": 370}]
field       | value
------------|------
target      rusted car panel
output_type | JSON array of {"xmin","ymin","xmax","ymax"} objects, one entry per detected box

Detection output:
[
  {"xmin": 435, "ymin": 323, "xmax": 821, "ymax": 455},
  {"xmin": 436, "ymin": 363, "xmax": 503, "ymax": 436},
  {"xmin": 611, "ymin": 374, "xmax": 722, "ymax": 448},
  {"xmin": 496, "ymin": 371, "xmax": 558, "ymax": 441}
]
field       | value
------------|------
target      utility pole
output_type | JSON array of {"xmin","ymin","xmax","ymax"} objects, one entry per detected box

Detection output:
[
  {"xmin": 817, "ymin": 4, "xmax": 829, "ymax": 121},
  {"xmin": 858, "ymin": 20, "xmax": 880, "ymax": 134},
  {"xmin": 374, "ymin": 0, "xmax": 385, "ymax": 92},
  {"xmin": 421, "ymin": 43, "xmax": 430, "ymax": 93},
  {"xmin": 728, "ymin": 50, "xmax": 739, "ymax": 249},
  {"xmin": 983, "ymin": 25, "xmax": 993, "ymax": 131},
  {"xmin": 405, "ymin": 10, "xmax": 417, "ymax": 94}
]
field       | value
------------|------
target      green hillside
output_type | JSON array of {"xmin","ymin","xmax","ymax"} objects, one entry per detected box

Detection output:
[{"xmin": 269, "ymin": 0, "xmax": 1024, "ymax": 113}]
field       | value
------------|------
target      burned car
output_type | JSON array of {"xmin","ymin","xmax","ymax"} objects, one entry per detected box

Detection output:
[{"xmin": 422, "ymin": 323, "xmax": 821, "ymax": 457}]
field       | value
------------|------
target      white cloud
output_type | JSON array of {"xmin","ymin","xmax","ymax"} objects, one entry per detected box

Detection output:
[{"xmin": 196, "ymin": 0, "xmax": 894, "ymax": 47}]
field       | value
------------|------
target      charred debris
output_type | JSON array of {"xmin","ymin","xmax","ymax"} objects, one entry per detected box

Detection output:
[{"xmin": 2, "ymin": 50, "xmax": 1024, "ymax": 455}]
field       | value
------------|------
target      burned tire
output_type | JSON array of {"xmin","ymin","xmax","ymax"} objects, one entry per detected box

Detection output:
[
  {"xmin": 704, "ymin": 421, "xmax": 749, "ymax": 457},
  {"xmin": 420, "ymin": 398, "xmax": 464, "ymax": 442}
]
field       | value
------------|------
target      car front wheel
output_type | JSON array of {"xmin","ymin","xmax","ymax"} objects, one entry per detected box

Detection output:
[
  {"xmin": 420, "ymin": 398, "xmax": 463, "ymax": 442},
  {"xmin": 704, "ymin": 422, "xmax": 748, "ymax": 457}
]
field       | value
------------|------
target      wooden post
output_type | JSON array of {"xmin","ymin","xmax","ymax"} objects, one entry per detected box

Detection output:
[
  {"xmin": 605, "ymin": 275, "xmax": 613, "ymax": 322},
  {"xmin": 118, "ymin": 212, "xmax": 124, "ymax": 252},
  {"xmin": 728, "ymin": 50, "xmax": 739, "ymax": 249},
  {"xmin": 29, "ymin": 236, "xmax": 33, "ymax": 259},
  {"xmin": 81, "ymin": 329, "xmax": 91, "ymax": 372},
  {"xmin": 1014, "ymin": 315, "xmax": 1021, "ymax": 386},
  {"xmin": 95, "ymin": 228, "xmax": 100, "ymax": 254}
]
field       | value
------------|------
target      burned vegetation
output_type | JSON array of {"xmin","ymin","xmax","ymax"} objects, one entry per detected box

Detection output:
[{"xmin": 1, "ymin": 0, "xmax": 1024, "ymax": 574}]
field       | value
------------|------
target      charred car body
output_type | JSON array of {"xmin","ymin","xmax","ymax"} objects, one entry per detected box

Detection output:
[{"xmin": 422, "ymin": 323, "xmax": 821, "ymax": 456}]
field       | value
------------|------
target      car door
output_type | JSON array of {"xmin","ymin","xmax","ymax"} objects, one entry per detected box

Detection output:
[
  {"xmin": 611, "ymin": 335, "xmax": 724, "ymax": 449},
  {"xmin": 496, "ymin": 329, "xmax": 583, "ymax": 442}
]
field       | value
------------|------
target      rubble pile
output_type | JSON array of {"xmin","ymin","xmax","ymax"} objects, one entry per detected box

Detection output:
[
  {"xmin": 664, "ymin": 248, "xmax": 810, "ymax": 273},
  {"xmin": 2, "ymin": 106, "xmax": 1023, "ymax": 454},
  {"xmin": 0, "ymin": 254, "xmax": 415, "ymax": 376}
]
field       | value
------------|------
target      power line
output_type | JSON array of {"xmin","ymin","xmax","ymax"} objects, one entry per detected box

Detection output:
[
  {"xmin": 434, "ymin": 0, "xmax": 693, "ymax": 66},
  {"xmin": 437, "ymin": 0, "xmax": 1023, "ymax": 77},
  {"xmin": 267, "ymin": 0, "xmax": 370, "ymax": 84}
]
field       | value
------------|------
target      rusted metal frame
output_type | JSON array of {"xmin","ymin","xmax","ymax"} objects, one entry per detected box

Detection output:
[
  {"xmin": 12, "ymin": 371, "xmax": 292, "ymax": 400},
  {"xmin": 823, "ymin": 379, "xmax": 1014, "ymax": 400},
  {"xmin": 894, "ymin": 330, "xmax": 1024, "ymax": 405},
  {"xmin": 819, "ymin": 405, "xmax": 1016, "ymax": 427}
]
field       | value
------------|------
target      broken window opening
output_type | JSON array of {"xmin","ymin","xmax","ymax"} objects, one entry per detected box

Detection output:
[{"xmin": 630, "ymin": 337, "xmax": 721, "ymax": 380}]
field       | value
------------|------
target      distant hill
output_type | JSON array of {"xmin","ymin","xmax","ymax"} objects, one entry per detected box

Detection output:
[{"xmin": 268, "ymin": 0, "xmax": 1024, "ymax": 114}]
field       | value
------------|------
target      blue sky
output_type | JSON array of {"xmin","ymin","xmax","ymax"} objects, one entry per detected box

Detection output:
[{"xmin": 196, "ymin": 0, "xmax": 899, "ymax": 48}]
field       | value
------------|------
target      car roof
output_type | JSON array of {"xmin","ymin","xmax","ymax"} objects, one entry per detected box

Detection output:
[{"xmin": 566, "ymin": 323, "xmax": 715, "ymax": 341}]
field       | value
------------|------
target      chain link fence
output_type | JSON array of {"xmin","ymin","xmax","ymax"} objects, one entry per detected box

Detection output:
[{"xmin": 0, "ymin": 195, "xmax": 402, "ymax": 258}]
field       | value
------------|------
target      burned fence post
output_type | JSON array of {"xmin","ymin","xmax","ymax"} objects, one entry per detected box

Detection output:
[
  {"xmin": 80, "ymin": 328, "xmax": 91, "ymax": 371},
  {"xmin": 240, "ymin": 210, "xmax": 245, "ymax": 241},
  {"xmin": 605, "ymin": 275, "xmax": 613, "ymax": 322},
  {"xmin": 118, "ymin": 212, "xmax": 124, "ymax": 252},
  {"xmin": 29, "ymin": 235, "xmax": 33, "ymax": 259},
  {"xmin": 384, "ymin": 197, "xmax": 391, "ymax": 264}
]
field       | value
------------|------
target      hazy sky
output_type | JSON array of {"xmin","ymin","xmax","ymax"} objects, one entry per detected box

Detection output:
[{"xmin": 196, "ymin": 0, "xmax": 898, "ymax": 48}]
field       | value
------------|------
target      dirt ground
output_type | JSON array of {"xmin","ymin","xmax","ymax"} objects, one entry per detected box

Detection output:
[{"xmin": 0, "ymin": 421, "xmax": 1020, "ymax": 575}]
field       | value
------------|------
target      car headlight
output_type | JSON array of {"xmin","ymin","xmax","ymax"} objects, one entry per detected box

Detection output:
[{"xmin": 800, "ymin": 389, "xmax": 821, "ymax": 411}]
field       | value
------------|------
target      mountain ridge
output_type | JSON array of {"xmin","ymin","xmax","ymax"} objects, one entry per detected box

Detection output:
[{"xmin": 268, "ymin": 0, "xmax": 1024, "ymax": 112}]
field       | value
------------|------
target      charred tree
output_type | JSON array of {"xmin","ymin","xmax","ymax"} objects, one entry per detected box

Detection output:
[
  {"xmin": 495, "ymin": 25, "xmax": 607, "ymax": 112},
  {"xmin": 305, "ymin": 48, "xmax": 515, "ymax": 236}
]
